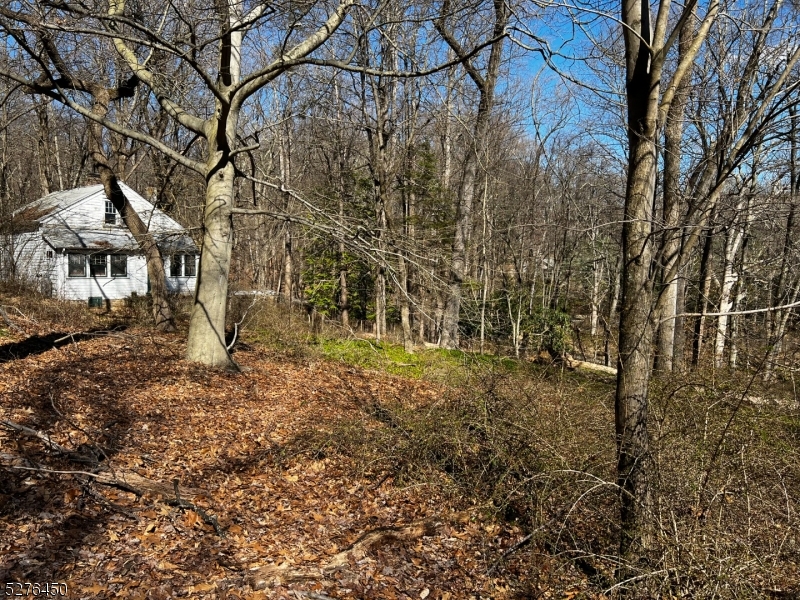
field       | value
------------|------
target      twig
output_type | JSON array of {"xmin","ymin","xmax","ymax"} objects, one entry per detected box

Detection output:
[
  {"xmin": 0, "ymin": 304, "xmax": 37, "ymax": 323},
  {"xmin": 249, "ymin": 513, "xmax": 471, "ymax": 589},
  {"xmin": 227, "ymin": 297, "xmax": 258, "ymax": 351},
  {"xmin": 602, "ymin": 569, "xmax": 672, "ymax": 594},
  {"xmin": 9, "ymin": 465, "xmax": 113, "ymax": 477},
  {"xmin": 170, "ymin": 479, "xmax": 225, "ymax": 537},
  {"xmin": 0, "ymin": 306, "xmax": 23, "ymax": 332},
  {"xmin": 2, "ymin": 419, "xmax": 73, "ymax": 454},
  {"xmin": 83, "ymin": 485, "xmax": 140, "ymax": 521},
  {"xmin": 488, "ymin": 533, "xmax": 533, "ymax": 574},
  {"xmin": 292, "ymin": 592, "xmax": 337, "ymax": 600},
  {"xmin": 49, "ymin": 393, "xmax": 109, "ymax": 462},
  {"xmin": 52, "ymin": 329, "xmax": 130, "ymax": 344}
]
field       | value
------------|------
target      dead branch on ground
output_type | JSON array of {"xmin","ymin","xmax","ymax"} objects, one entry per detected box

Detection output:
[
  {"xmin": 2, "ymin": 419, "xmax": 74, "ymax": 454},
  {"xmin": 248, "ymin": 512, "xmax": 471, "ymax": 589},
  {"xmin": 0, "ymin": 306, "xmax": 24, "ymax": 332}
]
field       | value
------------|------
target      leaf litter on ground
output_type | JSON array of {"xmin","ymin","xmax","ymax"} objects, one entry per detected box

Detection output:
[{"xmin": 0, "ymin": 323, "xmax": 576, "ymax": 599}]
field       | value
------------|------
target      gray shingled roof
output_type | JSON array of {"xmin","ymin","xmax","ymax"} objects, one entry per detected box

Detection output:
[
  {"xmin": 12, "ymin": 186, "xmax": 100, "ymax": 221},
  {"xmin": 12, "ymin": 183, "xmax": 191, "ymax": 233},
  {"xmin": 43, "ymin": 228, "xmax": 198, "ymax": 254}
]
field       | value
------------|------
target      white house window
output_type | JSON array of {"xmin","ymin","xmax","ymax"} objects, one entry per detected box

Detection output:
[
  {"xmin": 110, "ymin": 254, "xmax": 127, "ymax": 277},
  {"xmin": 169, "ymin": 254, "xmax": 197, "ymax": 277},
  {"xmin": 184, "ymin": 255, "xmax": 196, "ymax": 277},
  {"xmin": 105, "ymin": 200, "xmax": 117, "ymax": 225},
  {"xmin": 46, "ymin": 250, "xmax": 54, "ymax": 259},
  {"xmin": 170, "ymin": 255, "xmax": 182, "ymax": 277},
  {"xmin": 170, "ymin": 254, "xmax": 196, "ymax": 277},
  {"xmin": 90, "ymin": 254, "xmax": 107, "ymax": 277},
  {"xmin": 68, "ymin": 254, "xmax": 86, "ymax": 277}
]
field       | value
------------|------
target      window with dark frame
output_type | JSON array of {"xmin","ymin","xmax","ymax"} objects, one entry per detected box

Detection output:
[
  {"xmin": 170, "ymin": 255, "xmax": 182, "ymax": 277},
  {"xmin": 110, "ymin": 254, "xmax": 127, "ymax": 277},
  {"xmin": 184, "ymin": 255, "xmax": 196, "ymax": 277},
  {"xmin": 68, "ymin": 254, "xmax": 86, "ymax": 277},
  {"xmin": 90, "ymin": 254, "xmax": 107, "ymax": 277},
  {"xmin": 105, "ymin": 200, "xmax": 117, "ymax": 225}
]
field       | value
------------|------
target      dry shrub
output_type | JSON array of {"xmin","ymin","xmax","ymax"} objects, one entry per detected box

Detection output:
[
  {"xmin": 234, "ymin": 296, "xmax": 361, "ymax": 356},
  {"xmin": 124, "ymin": 291, "xmax": 193, "ymax": 328},
  {"xmin": 322, "ymin": 354, "xmax": 799, "ymax": 597},
  {"xmin": 0, "ymin": 279, "xmax": 99, "ymax": 331},
  {"xmin": 646, "ymin": 372, "xmax": 800, "ymax": 597},
  {"xmin": 0, "ymin": 279, "xmax": 195, "ymax": 332}
]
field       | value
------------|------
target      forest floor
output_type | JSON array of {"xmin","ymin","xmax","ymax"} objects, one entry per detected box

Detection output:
[
  {"xmin": 0, "ymin": 299, "xmax": 598, "ymax": 600},
  {"xmin": 2, "ymin": 292, "xmax": 799, "ymax": 599}
]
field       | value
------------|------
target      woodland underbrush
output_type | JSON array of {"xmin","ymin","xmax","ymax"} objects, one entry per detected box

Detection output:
[
  {"xmin": 0, "ymin": 279, "xmax": 101, "ymax": 331},
  {"xmin": 319, "ymin": 360, "xmax": 799, "ymax": 597},
  {"xmin": 0, "ymin": 279, "xmax": 194, "ymax": 332},
  {"xmin": 243, "ymin": 303, "xmax": 800, "ymax": 597},
  {"xmin": 2, "ymin": 291, "xmax": 798, "ymax": 597}
]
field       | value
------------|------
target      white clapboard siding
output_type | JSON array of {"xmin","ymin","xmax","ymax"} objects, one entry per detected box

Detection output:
[{"xmin": 12, "ymin": 232, "xmax": 59, "ymax": 293}]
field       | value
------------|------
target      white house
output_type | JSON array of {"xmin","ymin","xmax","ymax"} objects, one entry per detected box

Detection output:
[{"xmin": 7, "ymin": 183, "xmax": 199, "ymax": 304}]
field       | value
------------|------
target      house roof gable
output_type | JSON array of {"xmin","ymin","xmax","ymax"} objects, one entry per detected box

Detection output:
[
  {"xmin": 11, "ymin": 183, "xmax": 198, "ymax": 254},
  {"xmin": 11, "ymin": 183, "xmax": 189, "ymax": 235}
]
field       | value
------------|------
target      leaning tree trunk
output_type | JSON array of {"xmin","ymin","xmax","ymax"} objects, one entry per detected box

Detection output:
[
  {"xmin": 89, "ymin": 94, "xmax": 175, "ymax": 332},
  {"xmin": 99, "ymin": 172, "xmax": 175, "ymax": 332}
]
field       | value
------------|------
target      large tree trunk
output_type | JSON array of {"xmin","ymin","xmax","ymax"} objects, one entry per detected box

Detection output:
[
  {"xmin": 655, "ymin": 13, "xmax": 693, "ymax": 373},
  {"xmin": 714, "ymin": 204, "xmax": 747, "ymax": 368},
  {"xmin": 280, "ymin": 118, "xmax": 293, "ymax": 305},
  {"xmin": 282, "ymin": 228, "xmax": 293, "ymax": 304},
  {"xmin": 673, "ymin": 269, "xmax": 687, "ymax": 371},
  {"xmin": 590, "ymin": 257, "xmax": 602, "ymax": 339},
  {"xmin": 338, "ymin": 232, "xmax": 349, "ymax": 329},
  {"xmin": 35, "ymin": 101, "xmax": 51, "ymax": 197},
  {"xmin": 398, "ymin": 255, "xmax": 414, "ymax": 353},
  {"xmin": 337, "ymin": 126, "xmax": 350, "ymax": 329},
  {"xmin": 692, "ymin": 217, "xmax": 716, "ymax": 367},
  {"xmin": 617, "ymin": 0, "xmax": 662, "ymax": 562},
  {"xmin": 186, "ymin": 152, "xmax": 237, "ymax": 369},
  {"xmin": 616, "ymin": 130, "xmax": 656, "ymax": 560},
  {"xmin": 764, "ymin": 105, "xmax": 799, "ymax": 381}
]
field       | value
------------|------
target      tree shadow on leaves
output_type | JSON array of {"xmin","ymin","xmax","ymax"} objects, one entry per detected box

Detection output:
[
  {"xmin": 0, "ymin": 325, "xmax": 127, "ymax": 363},
  {"xmin": 0, "ymin": 336, "xmax": 173, "ymax": 585}
]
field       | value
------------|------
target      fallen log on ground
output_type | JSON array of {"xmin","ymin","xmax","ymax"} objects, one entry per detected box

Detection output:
[
  {"xmin": 563, "ymin": 354, "xmax": 617, "ymax": 376},
  {"xmin": 248, "ymin": 512, "xmax": 470, "ymax": 589}
]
